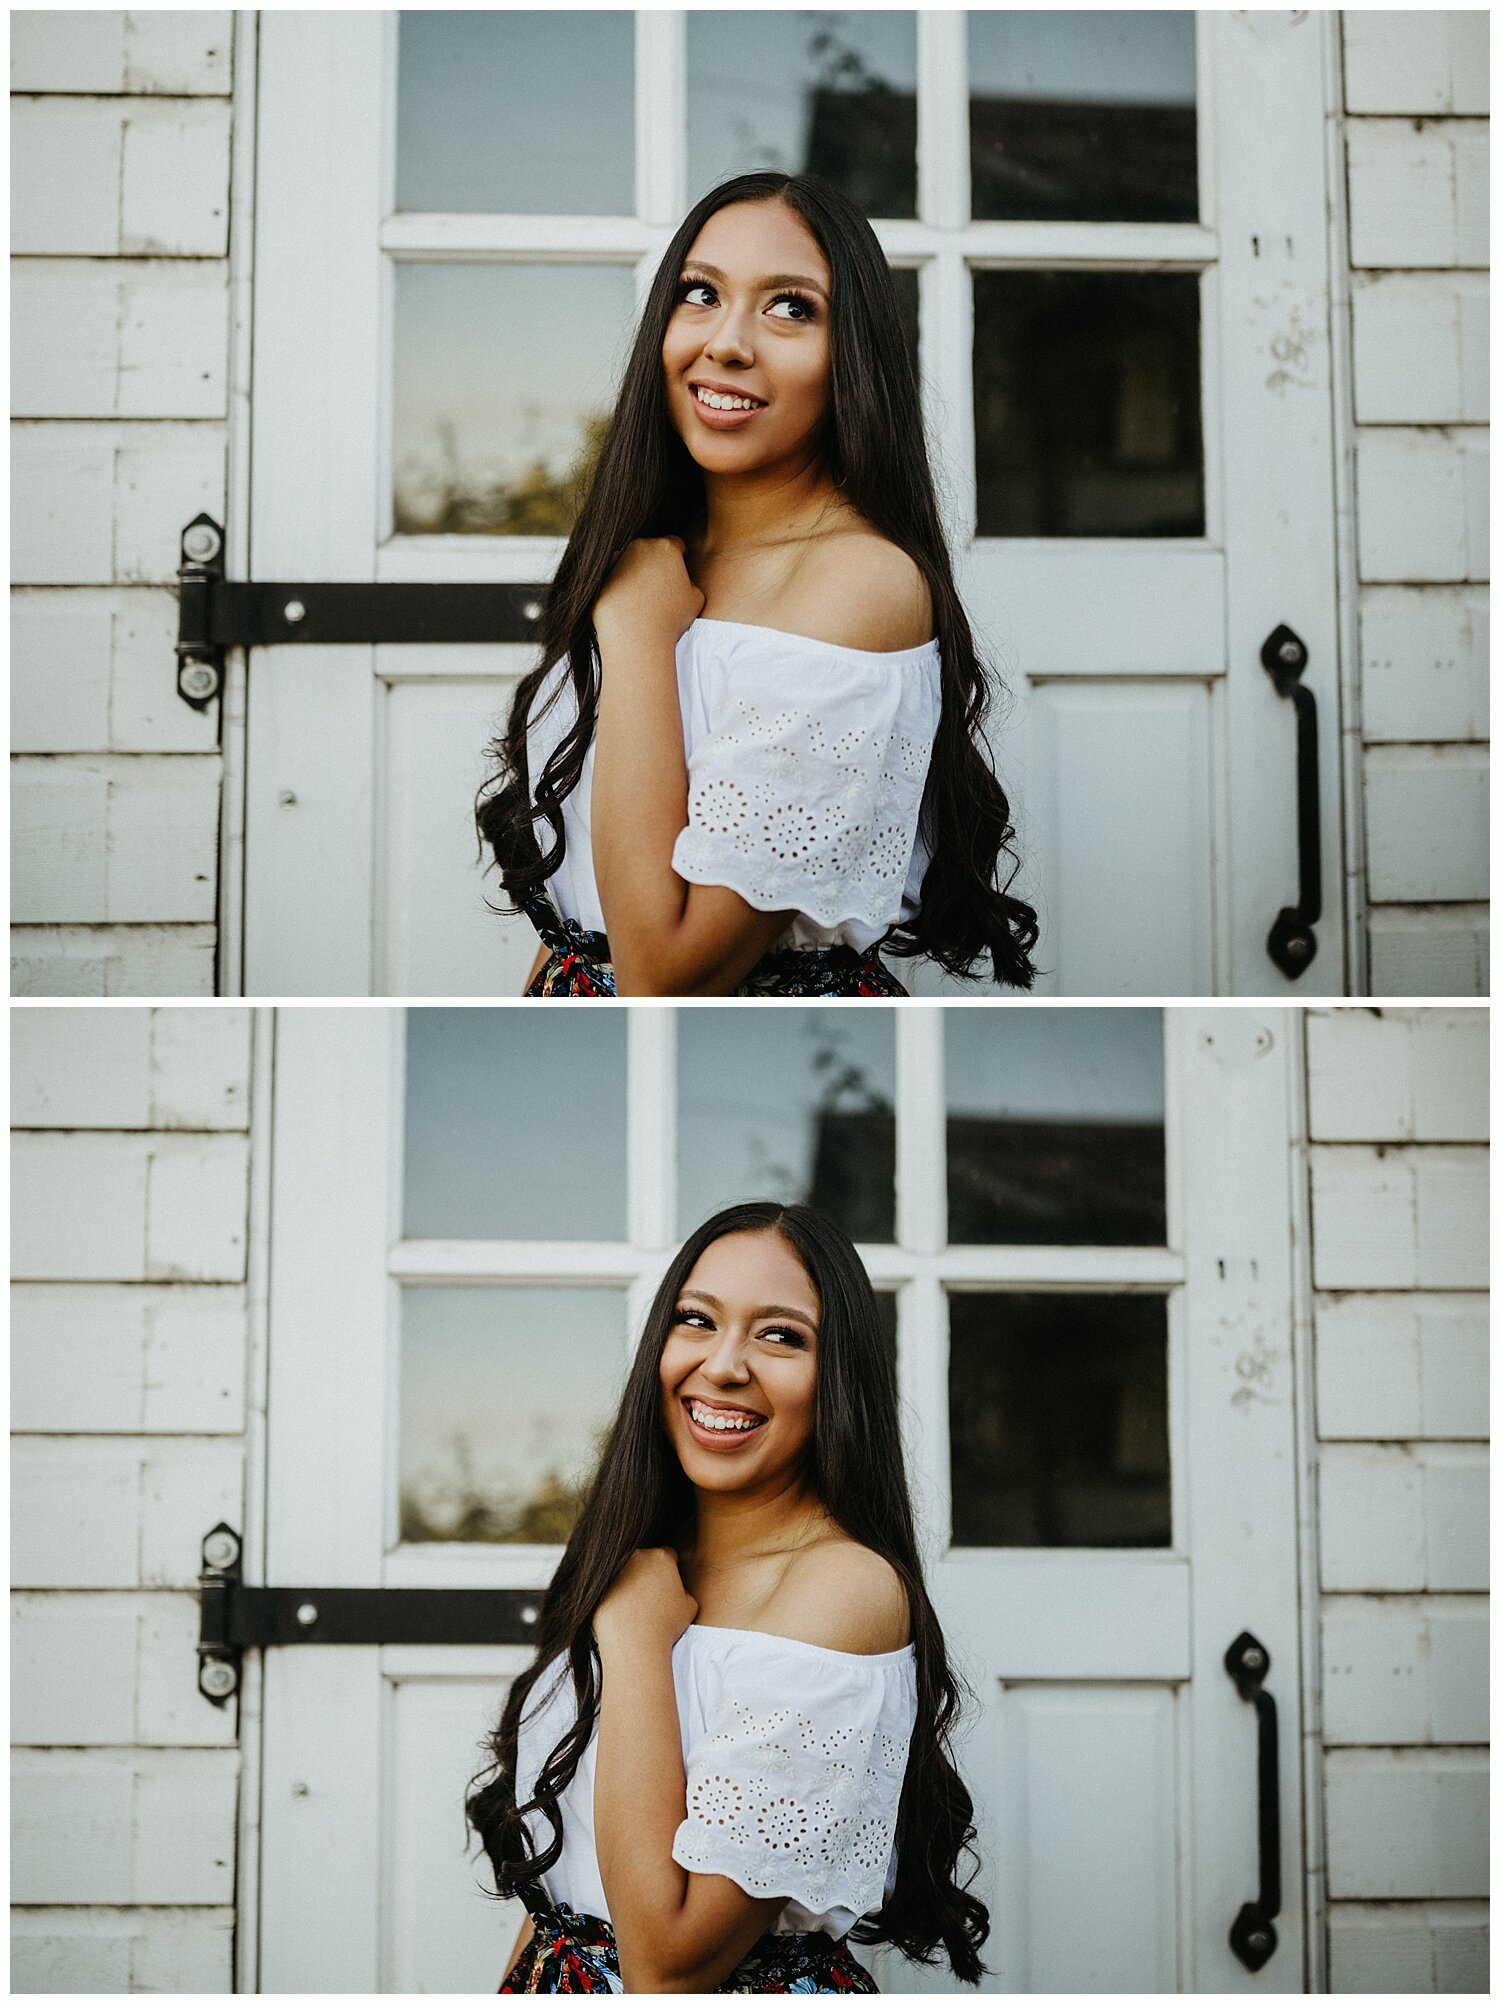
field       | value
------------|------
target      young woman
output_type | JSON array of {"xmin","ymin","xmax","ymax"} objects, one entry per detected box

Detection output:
[
  {"xmin": 466, "ymin": 1202, "xmax": 989, "ymax": 1993},
  {"xmin": 475, "ymin": 170, "xmax": 1039, "ymax": 997}
]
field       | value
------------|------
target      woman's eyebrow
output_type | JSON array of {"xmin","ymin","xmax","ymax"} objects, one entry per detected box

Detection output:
[
  {"xmin": 679, "ymin": 1288, "xmax": 818, "ymax": 1327},
  {"xmin": 680, "ymin": 260, "xmax": 829, "ymax": 301}
]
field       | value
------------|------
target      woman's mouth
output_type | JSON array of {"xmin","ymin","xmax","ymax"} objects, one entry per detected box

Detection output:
[
  {"xmin": 688, "ymin": 384, "xmax": 766, "ymax": 431},
  {"xmin": 682, "ymin": 1396, "xmax": 769, "ymax": 1449}
]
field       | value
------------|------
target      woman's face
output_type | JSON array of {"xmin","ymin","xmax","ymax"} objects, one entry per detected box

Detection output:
[
  {"xmin": 659, "ymin": 1228, "xmax": 820, "ymax": 1491},
  {"xmin": 661, "ymin": 199, "xmax": 834, "ymax": 479}
]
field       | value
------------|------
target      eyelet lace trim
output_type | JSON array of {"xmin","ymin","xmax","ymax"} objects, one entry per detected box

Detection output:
[
  {"xmin": 671, "ymin": 1695, "xmax": 912, "ymax": 1918},
  {"xmin": 671, "ymin": 694, "xmax": 938, "ymax": 929}
]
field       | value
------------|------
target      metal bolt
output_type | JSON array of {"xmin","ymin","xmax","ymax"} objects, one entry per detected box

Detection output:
[
  {"xmin": 1277, "ymin": 638, "xmax": 1302, "ymax": 667},
  {"xmin": 1242, "ymin": 1646, "xmax": 1266, "ymax": 1671},
  {"xmin": 1284, "ymin": 935, "xmax": 1312, "ymax": 962},
  {"xmin": 283, "ymin": 599, "xmax": 307, "ymax": 624},
  {"xmin": 200, "ymin": 1659, "xmax": 238, "ymax": 1699},
  {"xmin": 523, "ymin": 601, "xmax": 542, "ymax": 622},
  {"xmin": 203, "ymin": 1526, "xmax": 241, "ymax": 1571},
  {"xmin": 180, "ymin": 661, "xmax": 220, "ymax": 702},
  {"xmin": 296, "ymin": 1602, "xmax": 319, "ymax": 1627},
  {"xmin": 1247, "ymin": 1929, "xmax": 1271, "ymax": 1955},
  {"xmin": 277, "ymin": 790, "xmax": 297, "ymax": 808},
  {"xmin": 183, "ymin": 522, "xmax": 222, "ymax": 564},
  {"xmin": 292, "ymin": 1781, "xmax": 310, "ymax": 1798},
  {"xmin": 521, "ymin": 1605, "xmax": 538, "ymax": 1626}
]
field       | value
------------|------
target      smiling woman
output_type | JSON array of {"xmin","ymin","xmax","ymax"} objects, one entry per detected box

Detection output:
[
  {"xmin": 466, "ymin": 1201, "xmax": 990, "ymax": 1993},
  {"xmin": 474, "ymin": 171, "xmax": 1038, "ymax": 998}
]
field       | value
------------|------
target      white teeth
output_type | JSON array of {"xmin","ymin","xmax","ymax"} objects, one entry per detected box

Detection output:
[
  {"xmin": 688, "ymin": 1400, "xmax": 762, "ymax": 1433},
  {"xmin": 694, "ymin": 387, "xmax": 761, "ymax": 412}
]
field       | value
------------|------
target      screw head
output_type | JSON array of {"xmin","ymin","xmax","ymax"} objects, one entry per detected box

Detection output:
[
  {"xmin": 202, "ymin": 1526, "xmax": 241, "ymax": 1570},
  {"xmin": 296, "ymin": 1601, "xmax": 319, "ymax": 1627},
  {"xmin": 277, "ymin": 790, "xmax": 297, "ymax": 808},
  {"xmin": 521, "ymin": 1604, "xmax": 538, "ymax": 1625},
  {"xmin": 200, "ymin": 1658, "xmax": 238, "ymax": 1700},
  {"xmin": 523, "ymin": 601, "xmax": 542, "ymax": 622},
  {"xmin": 283, "ymin": 599, "xmax": 307, "ymax": 624},
  {"xmin": 180, "ymin": 661, "xmax": 220, "ymax": 702},
  {"xmin": 1284, "ymin": 934, "xmax": 1313, "ymax": 962},
  {"xmin": 183, "ymin": 522, "xmax": 222, "ymax": 564},
  {"xmin": 1242, "ymin": 1646, "xmax": 1266, "ymax": 1671},
  {"xmin": 1277, "ymin": 638, "xmax": 1302, "ymax": 666}
]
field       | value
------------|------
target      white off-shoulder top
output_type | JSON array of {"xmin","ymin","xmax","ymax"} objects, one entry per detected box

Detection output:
[
  {"xmin": 514, "ymin": 1623, "xmax": 918, "ymax": 1984},
  {"xmin": 524, "ymin": 618, "xmax": 943, "ymax": 955}
]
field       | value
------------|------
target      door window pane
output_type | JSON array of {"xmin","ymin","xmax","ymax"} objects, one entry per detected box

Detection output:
[
  {"xmin": 396, "ymin": 11, "xmax": 635, "ymax": 216},
  {"xmin": 947, "ymin": 1010, "xmax": 1165, "ymax": 1243},
  {"xmin": 677, "ymin": 1009, "xmax": 896, "ymax": 1242},
  {"xmin": 399, "ymin": 1287, "xmax": 626, "ymax": 1544},
  {"xmin": 969, "ymin": 11, "xmax": 1197, "ymax": 223},
  {"xmin": 688, "ymin": 11, "xmax": 918, "ymax": 218},
  {"xmin": 973, "ymin": 270, "xmax": 1204, "ymax": 537},
  {"xmin": 393, "ymin": 262, "xmax": 634, "ymax": 537},
  {"xmin": 404, "ymin": 1009, "xmax": 626, "ymax": 1240},
  {"xmin": 949, "ymin": 1291, "xmax": 1170, "ymax": 1546}
]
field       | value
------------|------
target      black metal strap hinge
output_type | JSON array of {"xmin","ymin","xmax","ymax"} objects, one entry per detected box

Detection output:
[
  {"xmin": 197, "ymin": 1522, "xmax": 543, "ymax": 1706},
  {"xmin": 175, "ymin": 515, "xmax": 547, "ymax": 711}
]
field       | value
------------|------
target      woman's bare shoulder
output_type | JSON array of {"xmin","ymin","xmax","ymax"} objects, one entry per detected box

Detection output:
[
  {"xmin": 773, "ymin": 529, "xmax": 934, "ymax": 654},
  {"xmin": 764, "ymin": 1537, "xmax": 912, "ymax": 1654}
]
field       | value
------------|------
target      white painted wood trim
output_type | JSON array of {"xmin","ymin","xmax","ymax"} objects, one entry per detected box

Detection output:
[
  {"xmin": 895, "ymin": 1007, "xmax": 944, "ymax": 1252},
  {"xmin": 627, "ymin": 1006, "xmax": 676, "ymax": 1253},
  {"xmin": 917, "ymin": 8, "xmax": 966, "ymax": 231},
  {"xmin": 635, "ymin": 9, "xmax": 685, "ymax": 229}
]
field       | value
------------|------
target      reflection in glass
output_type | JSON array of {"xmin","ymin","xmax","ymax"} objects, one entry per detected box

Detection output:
[
  {"xmin": 949, "ymin": 1291, "xmax": 1170, "ymax": 1546},
  {"xmin": 677, "ymin": 1010, "xmax": 896, "ymax": 1242},
  {"xmin": 890, "ymin": 265, "xmax": 920, "ymax": 376},
  {"xmin": 688, "ymin": 11, "xmax": 918, "ymax": 217},
  {"xmin": 946, "ymin": 1010, "xmax": 1165, "ymax": 1244},
  {"xmin": 399, "ymin": 1287, "xmax": 626, "ymax": 1544},
  {"xmin": 404, "ymin": 1009, "xmax": 626, "ymax": 1240},
  {"xmin": 392, "ymin": 263, "xmax": 635, "ymax": 536},
  {"xmin": 969, "ymin": 11, "xmax": 1197, "ymax": 222},
  {"xmin": 396, "ymin": 11, "xmax": 635, "ymax": 216},
  {"xmin": 973, "ymin": 270, "xmax": 1203, "ymax": 536}
]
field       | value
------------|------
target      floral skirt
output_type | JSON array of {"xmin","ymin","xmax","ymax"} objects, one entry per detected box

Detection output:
[
  {"xmin": 499, "ymin": 1894, "xmax": 879, "ymax": 1995},
  {"xmin": 522, "ymin": 895, "xmax": 907, "ymax": 999}
]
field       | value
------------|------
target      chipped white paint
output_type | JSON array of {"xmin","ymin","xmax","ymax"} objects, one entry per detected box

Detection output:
[
  {"xmin": 11, "ymin": 1004, "xmax": 251, "ymax": 1129},
  {"xmin": 11, "ymin": 1435, "xmax": 244, "ymax": 1589},
  {"xmin": 11, "ymin": 754, "xmax": 222, "ymax": 924},
  {"xmin": 1309, "ymin": 1142, "xmax": 1489, "ymax": 1290},
  {"xmin": 1315, "ymin": 1293, "xmax": 1489, "ymax": 1439},
  {"xmin": 1358, "ymin": 586, "xmax": 1489, "ymax": 744},
  {"xmin": 10, "ymin": 97, "xmax": 230, "ymax": 258},
  {"xmin": 10, "ymin": 9, "xmax": 233, "ymax": 96},
  {"xmin": 1321, "ymin": 1595, "xmax": 1489, "ymax": 1744},
  {"xmin": 1306, "ymin": 1007, "xmax": 1489, "ymax": 1141},
  {"xmin": 12, "ymin": 422, "xmax": 227, "ymax": 586},
  {"xmin": 1367, "ymin": 906, "xmax": 1489, "ymax": 997},
  {"xmin": 10, "ymin": 1907, "xmax": 236, "ymax": 1995},
  {"xmin": 1364, "ymin": 745, "xmax": 1489, "ymax": 904},
  {"xmin": 1342, "ymin": 10, "xmax": 1490, "ymax": 116},
  {"xmin": 12, "ymin": 261, "xmax": 229, "ymax": 421},
  {"xmin": 12, "ymin": 1592, "xmax": 237, "ymax": 1749},
  {"xmin": 11, "ymin": 1747, "xmax": 241, "ymax": 1904},
  {"xmin": 11, "ymin": 1282, "xmax": 247, "ymax": 1434},
  {"xmin": 11, "ymin": 590, "xmax": 217, "ymax": 755},
  {"xmin": 1345, "ymin": 120, "xmax": 1489, "ymax": 270},
  {"xmin": 1323, "ymin": 1748, "xmax": 1489, "ymax": 1899},
  {"xmin": 1328, "ymin": 1899, "xmax": 1490, "ymax": 1992},
  {"xmin": 10, "ymin": 924, "xmax": 218, "ymax": 997},
  {"xmin": 1351, "ymin": 272, "xmax": 1489, "ymax": 426},
  {"xmin": 1318, "ymin": 1441, "xmax": 1489, "ymax": 1591}
]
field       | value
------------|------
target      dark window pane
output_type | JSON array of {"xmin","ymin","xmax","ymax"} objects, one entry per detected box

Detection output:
[
  {"xmin": 688, "ymin": 11, "xmax": 917, "ymax": 218},
  {"xmin": 677, "ymin": 1010, "xmax": 896, "ymax": 1242},
  {"xmin": 392, "ymin": 262, "xmax": 633, "ymax": 537},
  {"xmin": 949, "ymin": 1292, "xmax": 1170, "ymax": 1547},
  {"xmin": 891, "ymin": 265, "xmax": 919, "ymax": 376},
  {"xmin": 399, "ymin": 1287, "xmax": 626, "ymax": 1544},
  {"xmin": 974, "ymin": 269, "xmax": 1204, "ymax": 537},
  {"xmin": 946, "ymin": 1009, "xmax": 1165, "ymax": 1244},
  {"xmin": 396, "ymin": 11, "xmax": 634, "ymax": 216},
  {"xmin": 403, "ymin": 1009, "xmax": 626, "ymax": 1240},
  {"xmin": 969, "ymin": 11, "xmax": 1197, "ymax": 223}
]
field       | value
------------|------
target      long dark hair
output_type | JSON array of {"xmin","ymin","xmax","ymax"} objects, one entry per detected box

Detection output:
[
  {"xmin": 473, "ymin": 170, "xmax": 1038, "ymax": 988},
  {"xmin": 464, "ymin": 1201, "xmax": 991, "ymax": 1983}
]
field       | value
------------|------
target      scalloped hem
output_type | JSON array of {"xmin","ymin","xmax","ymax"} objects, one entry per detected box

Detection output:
[
  {"xmin": 670, "ymin": 850, "xmax": 907, "ymax": 937},
  {"xmin": 669, "ymin": 1834, "xmax": 883, "ymax": 1924}
]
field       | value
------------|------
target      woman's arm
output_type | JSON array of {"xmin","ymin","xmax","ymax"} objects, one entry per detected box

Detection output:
[
  {"xmin": 590, "ymin": 539, "xmax": 792, "ymax": 996},
  {"xmin": 594, "ymin": 1624, "xmax": 785, "ymax": 1991},
  {"xmin": 498, "ymin": 1910, "xmax": 534, "ymax": 1989}
]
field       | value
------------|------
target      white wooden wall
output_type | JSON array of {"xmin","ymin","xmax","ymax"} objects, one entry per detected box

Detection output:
[
  {"xmin": 10, "ymin": 13, "xmax": 234, "ymax": 996},
  {"xmin": 1341, "ymin": 14, "xmax": 1490, "ymax": 994},
  {"xmin": 10, "ymin": 1008, "xmax": 254, "ymax": 1991},
  {"xmin": 1304, "ymin": 1009, "xmax": 1489, "ymax": 1991}
]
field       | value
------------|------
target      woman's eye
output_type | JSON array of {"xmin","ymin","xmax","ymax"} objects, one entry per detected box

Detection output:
[
  {"xmin": 679, "ymin": 281, "xmax": 714, "ymax": 306},
  {"xmin": 768, "ymin": 293, "xmax": 815, "ymax": 322},
  {"xmin": 760, "ymin": 1326, "xmax": 808, "ymax": 1348},
  {"xmin": 674, "ymin": 1307, "xmax": 713, "ymax": 1330}
]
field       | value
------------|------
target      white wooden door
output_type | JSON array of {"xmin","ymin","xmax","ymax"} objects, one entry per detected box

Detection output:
[
  {"xmin": 256, "ymin": 1005, "xmax": 1306, "ymax": 1991},
  {"xmin": 245, "ymin": 10, "xmax": 1346, "ymax": 997}
]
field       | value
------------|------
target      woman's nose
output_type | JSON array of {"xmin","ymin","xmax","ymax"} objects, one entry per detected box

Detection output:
[
  {"xmin": 704, "ymin": 308, "xmax": 754, "ymax": 365},
  {"xmin": 701, "ymin": 1329, "xmax": 752, "ymax": 1378}
]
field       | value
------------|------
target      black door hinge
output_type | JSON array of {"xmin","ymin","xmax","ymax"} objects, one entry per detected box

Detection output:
[
  {"xmin": 175, "ymin": 515, "xmax": 548, "ymax": 711},
  {"xmin": 197, "ymin": 1522, "xmax": 545, "ymax": 1705}
]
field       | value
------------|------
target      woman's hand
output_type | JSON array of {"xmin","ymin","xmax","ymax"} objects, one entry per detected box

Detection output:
[
  {"xmin": 593, "ymin": 537, "xmax": 705, "ymax": 655},
  {"xmin": 594, "ymin": 1547, "xmax": 698, "ymax": 1657}
]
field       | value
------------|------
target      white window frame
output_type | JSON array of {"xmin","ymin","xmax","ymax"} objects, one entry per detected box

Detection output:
[
  {"xmin": 382, "ymin": 1003, "xmax": 1187, "ymax": 1589},
  {"xmin": 375, "ymin": 8, "xmax": 1220, "ymax": 583}
]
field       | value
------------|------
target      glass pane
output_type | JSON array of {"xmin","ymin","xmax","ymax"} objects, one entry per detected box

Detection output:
[
  {"xmin": 949, "ymin": 1291, "xmax": 1170, "ymax": 1547},
  {"xmin": 688, "ymin": 11, "xmax": 918, "ymax": 218},
  {"xmin": 973, "ymin": 270, "xmax": 1203, "ymax": 537},
  {"xmin": 969, "ymin": 11, "xmax": 1197, "ymax": 223},
  {"xmin": 404, "ymin": 1008, "xmax": 626, "ymax": 1240},
  {"xmin": 399, "ymin": 1286, "xmax": 626, "ymax": 1544},
  {"xmin": 946, "ymin": 1009, "xmax": 1165, "ymax": 1244},
  {"xmin": 677, "ymin": 1009, "xmax": 896, "ymax": 1242},
  {"xmin": 396, "ymin": 11, "xmax": 635, "ymax": 216},
  {"xmin": 393, "ymin": 262, "xmax": 634, "ymax": 537},
  {"xmin": 891, "ymin": 265, "xmax": 919, "ymax": 375}
]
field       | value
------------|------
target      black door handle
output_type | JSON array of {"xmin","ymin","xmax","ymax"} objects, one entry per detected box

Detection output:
[
  {"xmin": 1260, "ymin": 623, "xmax": 1321, "ymax": 980},
  {"xmin": 1224, "ymin": 1629, "xmax": 1281, "ymax": 1971}
]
